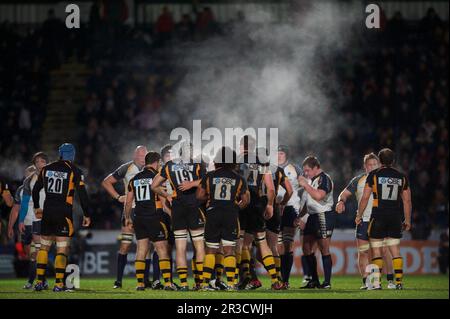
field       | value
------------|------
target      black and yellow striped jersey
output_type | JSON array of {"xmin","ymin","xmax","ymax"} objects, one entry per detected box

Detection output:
[
  {"xmin": 32, "ymin": 160, "xmax": 90, "ymax": 217},
  {"xmin": 128, "ymin": 167, "xmax": 160, "ymax": 217},
  {"xmin": 200, "ymin": 167, "xmax": 248, "ymax": 209},
  {"xmin": 160, "ymin": 159, "xmax": 205, "ymax": 202},
  {"xmin": 366, "ymin": 166, "xmax": 409, "ymax": 217}
]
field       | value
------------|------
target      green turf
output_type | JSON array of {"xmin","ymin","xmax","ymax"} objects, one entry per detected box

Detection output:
[{"xmin": 0, "ymin": 276, "xmax": 448, "ymax": 299}]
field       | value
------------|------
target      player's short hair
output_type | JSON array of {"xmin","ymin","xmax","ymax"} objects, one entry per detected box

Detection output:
[
  {"xmin": 378, "ymin": 148, "xmax": 395, "ymax": 166},
  {"xmin": 363, "ymin": 152, "xmax": 379, "ymax": 164},
  {"xmin": 160, "ymin": 144, "xmax": 172, "ymax": 158},
  {"xmin": 145, "ymin": 151, "xmax": 161, "ymax": 165},
  {"xmin": 32, "ymin": 151, "xmax": 48, "ymax": 164},
  {"xmin": 256, "ymin": 147, "xmax": 269, "ymax": 165},
  {"xmin": 214, "ymin": 146, "xmax": 237, "ymax": 170},
  {"xmin": 302, "ymin": 156, "xmax": 320, "ymax": 169},
  {"xmin": 240, "ymin": 135, "xmax": 256, "ymax": 152}
]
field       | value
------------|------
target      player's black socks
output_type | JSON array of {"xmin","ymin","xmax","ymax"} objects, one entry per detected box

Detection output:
[
  {"xmin": 152, "ymin": 251, "xmax": 160, "ymax": 281},
  {"xmin": 249, "ymin": 258, "xmax": 258, "ymax": 281},
  {"xmin": 116, "ymin": 253, "xmax": 128, "ymax": 282},
  {"xmin": 144, "ymin": 258, "xmax": 151, "ymax": 283},
  {"xmin": 322, "ymin": 254, "xmax": 332, "ymax": 284},
  {"xmin": 281, "ymin": 252, "xmax": 294, "ymax": 283},
  {"xmin": 387, "ymin": 273, "xmax": 394, "ymax": 282},
  {"xmin": 28, "ymin": 260, "xmax": 37, "ymax": 284},
  {"xmin": 308, "ymin": 254, "xmax": 319, "ymax": 282},
  {"xmin": 301, "ymin": 254, "xmax": 310, "ymax": 278}
]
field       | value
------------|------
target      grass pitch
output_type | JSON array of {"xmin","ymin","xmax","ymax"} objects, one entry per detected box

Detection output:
[{"xmin": 0, "ymin": 275, "xmax": 448, "ymax": 299}]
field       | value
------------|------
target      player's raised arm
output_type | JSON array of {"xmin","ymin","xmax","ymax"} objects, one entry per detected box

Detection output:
[
  {"xmin": 299, "ymin": 176, "xmax": 327, "ymax": 202},
  {"xmin": 196, "ymin": 174, "xmax": 208, "ymax": 202}
]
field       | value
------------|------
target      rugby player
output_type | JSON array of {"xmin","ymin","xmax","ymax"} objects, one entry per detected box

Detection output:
[
  {"xmin": 32, "ymin": 143, "xmax": 91, "ymax": 292},
  {"xmin": 357, "ymin": 148, "xmax": 412, "ymax": 290},
  {"xmin": 124, "ymin": 151, "xmax": 176, "ymax": 291},
  {"xmin": 150, "ymin": 144, "xmax": 177, "ymax": 290},
  {"xmin": 102, "ymin": 145, "xmax": 150, "ymax": 289},
  {"xmin": 8, "ymin": 161, "xmax": 47, "ymax": 289},
  {"xmin": 237, "ymin": 136, "xmax": 283, "ymax": 290},
  {"xmin": 151, "ymin": 141, "xmax": 206, "ymax": 291},
  {"xmin": 276, "ymin": 145, "xmax": 304, "ymax": 287},
  {"xmin": 297, "ymin": 156, "xmax": 335, "ymax": 289},
  {"xmin": 337, "ymin": 153, "xmax": 396, "ymax": 289},
  {"xmin": 196, "ymin": 147, "xmax": 250, "ymax": 290}
]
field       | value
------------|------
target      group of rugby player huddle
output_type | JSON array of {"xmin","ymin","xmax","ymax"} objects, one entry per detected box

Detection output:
[{"xmin": 3, "ymin": 135, "xmax": 411, "ymax": 292}]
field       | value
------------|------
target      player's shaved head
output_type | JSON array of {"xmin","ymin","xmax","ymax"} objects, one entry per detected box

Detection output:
[{"xmin": 134, "ymin": 145, "xmax": 148, "ymax": 167}]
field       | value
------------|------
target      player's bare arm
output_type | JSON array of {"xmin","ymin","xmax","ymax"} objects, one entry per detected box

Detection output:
[
  {"xmin": 336, "ymin": 189, "xmax": 352, "ymax": 214},
  {"xmin": 263, "ymin": 173, "xmax": 275, "ymax": 219},
  {"xmin": 7, "ymin": 204, "xmax": 19, "ymax": 239},
  {"xmin": 2, "ymin": 191, "xmax": 13, "ymax": 207},
  {"xmin": 238, "ymin": 190, "xmax": 250, "ymax": 210},
  {"xmin": 151, "ymin": 174, "xmax": 171, "ymax": 201},
  {"xmin": 401, "ymin": 187, "xmax": 412, "ymax": 231},
  {"xmin": 195, "ymin": 184, "xmax": 208, "ymax": 202},
  {"xmin": 102, "ymin": 174, "xmax": 125, "ymax": 203},
  {"xmin": 298, "ymin": 176, "xmax": 327, "ymax": 201},
  {"xmin": 123, "ymin": 190, "xmax": 134, "ymax": 227},
  {"xmin": 356, "ymin": 184, "xmax": 371, "ymax": 225},
  {"xmin": 178, "ymin": 179, "xmax": 200, "ymax": 192}
]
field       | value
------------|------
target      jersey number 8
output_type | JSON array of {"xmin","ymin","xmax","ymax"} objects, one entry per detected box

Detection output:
[{"xmin": 214, "ymin": 182, "xmax": 232, "ymax": 200}]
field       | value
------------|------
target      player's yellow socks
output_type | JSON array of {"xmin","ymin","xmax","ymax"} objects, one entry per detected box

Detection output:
[
  {"xmin": 262, "ymin": 254, "xmax": 278, "ymax": 283},
  {"xmin": 54, "ymin": 253, "xmax": 67, "ymax": 287},
  {"xmin": 215, "ymin": 252, "xmax": 224, "ymax": 281},
  {"xmin": 196, "ymin": 261, "xmax": 204, "ymax": 283},
  {"xmin": 159, "ymin": 259, "xmax": 172, "ymax": 286},
  {"xmin": 36, "ymin": 249, "xmax": 48, "ymax": 283},
  {"xmin": 191, "ymin": 259, "xmax": 200, "ymax": 285},
  {"xmin": 372, "ymin": 257, "xmax": 384, "ymax": 275},
  {"xmin": 202, "ymin": 254, "xmax": 215, "ymax": 286},
  {"xmin": 177, "ymin": 266, "xmax": 188, "ymax": 287},
  {"xmin": 274, "ymin": 255, "xmax": 281, "ymax": 281},
  {"xmin": 392, "ymin": 257, "xmax": 403, "ymax": 284},
  {"xmin": 224, "ymin": 255, "xmax": 236, "ymax": 287},
  {"xmin": 234, "ymin": 252, "xmax": 241, "ymax": 285},
  {"xmin": 241, "ymin": 248, "xmax": 251, "ymax": 280},
  {"xmin": 135, "ymin": 260, "xmax": 146, "ymax": 287}
]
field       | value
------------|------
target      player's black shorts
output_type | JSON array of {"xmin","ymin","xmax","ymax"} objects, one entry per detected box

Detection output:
[
  {"xmin": 266, "ymin": 205, "xmax": 280, "ymax": 234},
  {"xmin": 159, "ymin": 209, "xmax": 175, "ymax": 246},
  {"xmin": 133, "ymin": 213, "xmax": 169, "ymax": 242},
  {"xmin": 32, "ymin": 221, "xmax": 41, "ymax": 235},
  {"xmin": 356, "ymin": 221, "xmax": 370, "ymax": 241},
  {"xmin": 303, "ymin": 211, "xmax": 336, "ymax": 239},
  {"xmin": 41, "ymin": 212, "xmax": 74, "ymax": 237},
  {"xmin": 204, "ymin": 206, "xmax": 239, "ymax": 245},
  {"xmin": 121, "ymin": 208, "xmax": 135, "ymax": 228},
  {"xmin": 22, "ymin": 225, "xmax": 33, "ymax": 245},
  {"xmin": 244, "ymin": 204, "xmax": 266, "ymax": 234},
  {"xmin": 281, "ymin": 206, "xmax": 298, "ymax": 230},
  {"xmin": 368, "ymin": 214, "xmax": 403, "ymax": 239},
  {"xmin": 171, "ymin": 200, "xmax": 205, "ymax": 231}
]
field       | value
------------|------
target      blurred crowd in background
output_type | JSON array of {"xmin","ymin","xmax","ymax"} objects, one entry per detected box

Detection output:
[{"xmin": 0, "ymin": 4, "xmax": 448, "ymax": 239}]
